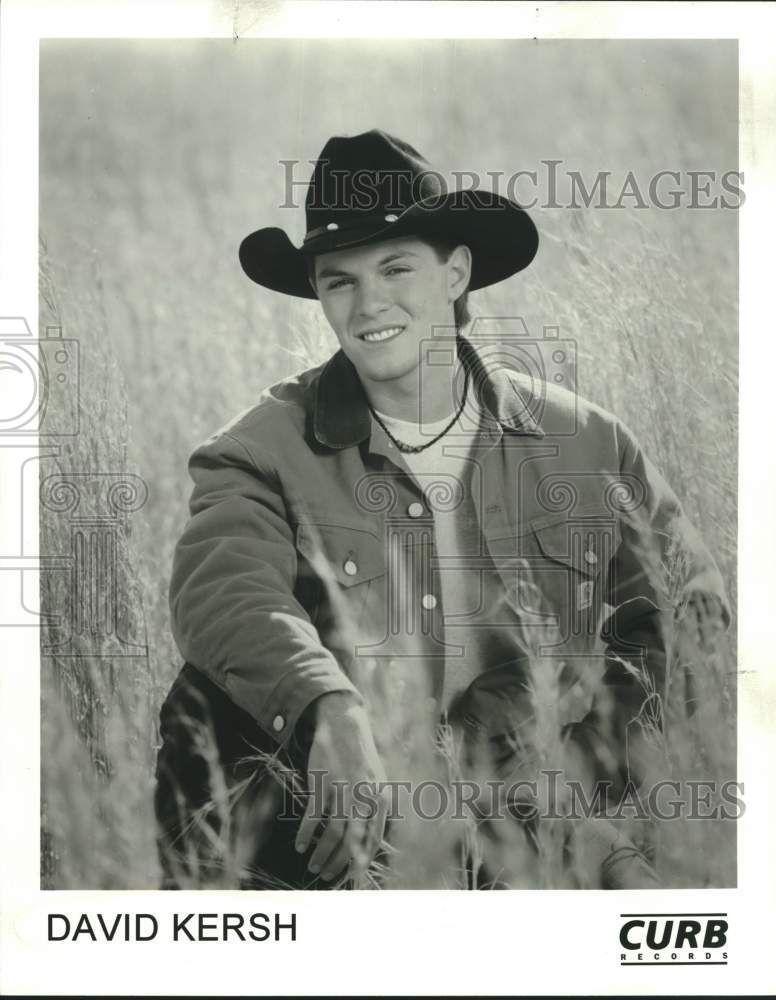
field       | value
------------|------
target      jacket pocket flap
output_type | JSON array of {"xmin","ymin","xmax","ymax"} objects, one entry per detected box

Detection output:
[
  {"xmin": 296, "ymin": 522, "xmax": 385, "ymax": 588},
  {"xmin": 532, "ymin": 519, "xmax": 620, "ymax": 575}
]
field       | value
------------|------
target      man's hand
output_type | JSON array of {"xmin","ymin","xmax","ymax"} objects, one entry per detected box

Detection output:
[{"xmin": 294, "ymin": 692, "xmax": 389, "ymax": 883}]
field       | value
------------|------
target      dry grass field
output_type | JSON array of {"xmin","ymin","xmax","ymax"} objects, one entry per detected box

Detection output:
[{"xmin": 38, "ymin": 39, "xmax": 738, "ymax": 889}]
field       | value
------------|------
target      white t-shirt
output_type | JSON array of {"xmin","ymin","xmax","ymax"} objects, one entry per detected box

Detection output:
[{"xmin": 372, "ymin": 386, "xmax": 493, "ymax": 708}]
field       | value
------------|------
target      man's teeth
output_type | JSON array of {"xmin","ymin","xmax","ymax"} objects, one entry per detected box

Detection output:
[{"xmin": 361, "ymin": 326, "xmax": 403, "ymax": 342}]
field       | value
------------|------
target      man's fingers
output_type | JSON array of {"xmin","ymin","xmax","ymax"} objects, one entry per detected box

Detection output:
[
  {"xmin": 366, "ymin": 801, "xmax": 389, "ymax": 864},
  {"xmin": 308, "ymin": 815, "xmax": 346, "ymax": 874},
  {"xmin": 319, "ymin": 837, "xmax": 352, "ymax": 882},
  {"xmin": 345, "ymin": 816, "xmax": 372, "ymax": 876},
  {"xmin": 349, "ymin": 792, "xmax": 389, "ymax": 876},
  {"xmin": 295, "ymin": 790, "xmax": 325, "ymax": 854}
]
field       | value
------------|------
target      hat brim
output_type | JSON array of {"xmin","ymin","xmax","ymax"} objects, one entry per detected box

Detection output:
[{"xmin": 238, "ymin": 189, "xmax": 538, "ymax": 299}]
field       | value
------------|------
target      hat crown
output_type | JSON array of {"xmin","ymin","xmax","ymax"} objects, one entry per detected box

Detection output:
[
  {"xmin": 238, "ymin": 127, "xmax": 539, "ymax": 297},
  {"xmin": 304, "ymin": 129, "xmax": 446, "ymax": 238}
]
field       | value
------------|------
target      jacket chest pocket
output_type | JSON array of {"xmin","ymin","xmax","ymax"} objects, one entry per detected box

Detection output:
[
  {"xmin": 515, "ymin": 518, "xmax": 621, "ymax": 650},
  {"xmin": 295, "ymin": 521, "xmax": 386, "ymax": 642}
]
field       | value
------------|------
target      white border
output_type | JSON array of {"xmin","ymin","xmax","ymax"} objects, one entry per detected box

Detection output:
[{"xmin": 1, "ymin": 1, "xmax": 774, "ymax": 995}]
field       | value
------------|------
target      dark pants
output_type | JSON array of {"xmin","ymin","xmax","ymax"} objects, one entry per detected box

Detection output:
[{"xmin": 154, "ymin": 663, "xmax": 331, "ymax": 890}]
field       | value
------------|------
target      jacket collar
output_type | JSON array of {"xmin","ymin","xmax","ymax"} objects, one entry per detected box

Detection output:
[{"xmin": 311, "ymin": 333, "xmax": 544, "ymax": 450}]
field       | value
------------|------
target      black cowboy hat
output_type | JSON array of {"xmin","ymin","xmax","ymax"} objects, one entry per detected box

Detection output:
[{"xmin": 239, "ymin": 129, "xmax": 538, "ymax": 298}]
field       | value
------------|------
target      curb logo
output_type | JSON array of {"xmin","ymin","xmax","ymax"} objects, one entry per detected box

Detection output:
[{"xmin": 619, "ymin": 913, "xmax": 728, "ymax": 965}]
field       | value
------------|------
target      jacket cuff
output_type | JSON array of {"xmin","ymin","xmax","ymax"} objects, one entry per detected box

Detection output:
[{"xmin": 227, "ymin": 661, "xmax": 365, "ymax": 751}]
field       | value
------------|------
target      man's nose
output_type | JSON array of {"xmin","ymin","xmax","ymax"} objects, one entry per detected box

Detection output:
[{"xmin": 354, "ymin": 276, "xmax": 391, "ymax": 319}]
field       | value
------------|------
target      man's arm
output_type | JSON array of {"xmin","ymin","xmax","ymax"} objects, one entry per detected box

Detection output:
[
  {"xmin": 169, "ymin": 428, "xmax": 390, "ymax": 879},
  {"xmin": 599, "ymin": 419, "xmax": 731, "ymax": 739},
  {"xmin": 169, "ymin": 428, "xmax": 364, "ymax": 748}
]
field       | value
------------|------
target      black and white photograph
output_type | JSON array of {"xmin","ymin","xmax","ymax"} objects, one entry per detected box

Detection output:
[{"xmin": 0, "ymin": 1, "xmax": 774, "ymax": 996}]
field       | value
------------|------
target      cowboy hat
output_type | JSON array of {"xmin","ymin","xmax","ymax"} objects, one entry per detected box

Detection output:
[{"xmin": 239, "ymin": 129, "xmax": 538, "ymax": 298}]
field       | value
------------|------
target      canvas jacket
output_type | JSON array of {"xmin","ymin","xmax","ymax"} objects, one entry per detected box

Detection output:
[{"xmin": 169, "ymin": 335, "xmax": 729, "ymax": 749}]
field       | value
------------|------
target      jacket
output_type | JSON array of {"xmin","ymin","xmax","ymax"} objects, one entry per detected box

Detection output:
[{"xmin": 169, "ymin": 334, "xmax": 729, "ymax": 749}]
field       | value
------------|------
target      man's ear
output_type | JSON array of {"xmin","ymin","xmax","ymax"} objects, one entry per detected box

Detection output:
[{"xmin": 447, "ymin": 244, "xmax": 472, "ymax": 302}]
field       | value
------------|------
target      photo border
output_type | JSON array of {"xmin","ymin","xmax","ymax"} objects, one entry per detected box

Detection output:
[{"xmin": 0, "ymin": 2, "xmax": 773, "ymax": 995}]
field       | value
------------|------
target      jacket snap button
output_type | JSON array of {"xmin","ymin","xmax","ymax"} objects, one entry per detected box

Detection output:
[
  {"xmin": 584, "ymin": 549, "xmax": 598, "ymax": 565},
  {"xmin": 343, "ymin": 559, "xmax": 358, "ymax": 576},
  {"xmin": 385, "ymin": 214, "xmax": 398, "ymax": 222},
  {"xmin": 272, "ymin": 714, "xmax": 285, "ymax": 732},
  {"xmin": 421, "ymin": 593, "xmax": 437, "ymax": 610},
  {"xmin": 408, "ymin": 502, "xmax": 425, "ymax": 518},
  {"xmin": 326, "ymin": 222, "xmax": 339, "ymax": 231}
]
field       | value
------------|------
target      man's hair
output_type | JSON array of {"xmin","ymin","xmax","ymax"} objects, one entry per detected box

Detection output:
[
  {"xmin": 307, "ymin": 236, "xmax": 472, "ymax": 333},
  {"xmin": 423, "ymin": 237, "xmax": 471, "ymax": 332}
]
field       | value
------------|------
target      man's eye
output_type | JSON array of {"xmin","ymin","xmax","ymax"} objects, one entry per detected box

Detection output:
[
  {"xmin": 385, "ymin": 266, "xmax": 411, "ymax": 277},
  {"xmin": 327, "ymin": 278, "xmax": 354, "ymax": 290}
]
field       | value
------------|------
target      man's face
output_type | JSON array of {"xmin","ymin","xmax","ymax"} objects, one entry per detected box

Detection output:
[{"xmin": 312, "ymin": 236, "xmax": 470, "ymax": 389}]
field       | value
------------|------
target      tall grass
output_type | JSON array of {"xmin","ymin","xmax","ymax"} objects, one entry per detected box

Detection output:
[
  {"xmin": 40, "ymin": 244, "xmax": 160, "ymax": 888},
  {"xmin": 38, "ymin": 40, "xmax": 737, "ymax": 889},
  {"xmin": 38, "ymin": 217, "xmax": 737, "ymax": 889},
  {"xmin": 143, "ymin": 546, "xmax": 735, "ymax": 890}
]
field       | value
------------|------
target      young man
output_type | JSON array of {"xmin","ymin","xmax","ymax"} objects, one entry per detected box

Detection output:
[{"xmin": 154, "ymin": 130, "xmax": 729, "ymax": 890}]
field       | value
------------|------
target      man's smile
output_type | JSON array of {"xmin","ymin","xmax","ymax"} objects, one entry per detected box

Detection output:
[{"xmin": 357, "ymin": 324, "xmax": 405, "ymax": 344}]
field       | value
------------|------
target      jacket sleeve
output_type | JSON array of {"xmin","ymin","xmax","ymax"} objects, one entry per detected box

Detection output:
[
  {"xmin": 599, "ymin": 419, "xmax": 731, "ymax": 732},
  {"xmin": 168, "ymin": 429, "xmax": 363, "ymax": 748}
]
